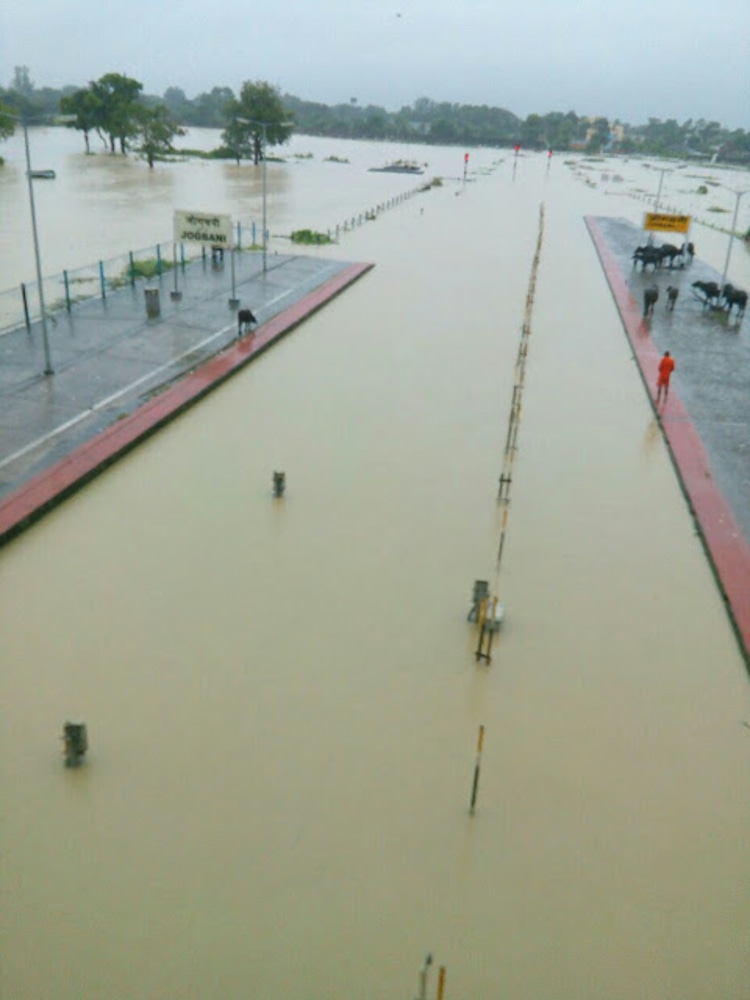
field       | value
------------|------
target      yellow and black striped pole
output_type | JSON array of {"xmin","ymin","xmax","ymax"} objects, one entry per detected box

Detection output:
[
  {"xmin": 437, "ymin": 966, "xmax": 446, "ymax": 1000},
  {"xmin": 469, "ymin": 724, "xmax": 485, "ymax": 815}
]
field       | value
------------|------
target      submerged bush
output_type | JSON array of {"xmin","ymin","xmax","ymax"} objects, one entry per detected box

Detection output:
[{"xmin": 291, "ymin": 229, "xmax": 334, "ymax": 245}]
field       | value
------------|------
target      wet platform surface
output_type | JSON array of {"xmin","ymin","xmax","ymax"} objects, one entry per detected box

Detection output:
[
  {"xmin": 0, "ymin": 251, "xmax": 372, "ymax": 543},
  {"xmin": 588, "ymin": 216, "xmax": 750, "ymax": 667}
]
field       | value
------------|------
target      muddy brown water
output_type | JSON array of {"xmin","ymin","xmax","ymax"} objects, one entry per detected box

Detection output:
[{"xmin": 1, "ymin": 135, "xmax": 749, "ymax": 999}]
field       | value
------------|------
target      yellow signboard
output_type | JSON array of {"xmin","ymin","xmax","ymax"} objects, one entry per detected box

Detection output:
[{"xmin": 643, "ymin": 212, "xmax": 691, "ymax": 234}]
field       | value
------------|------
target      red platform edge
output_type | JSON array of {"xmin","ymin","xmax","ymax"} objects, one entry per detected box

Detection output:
[
  {"xmin": 586, "ymin": 216, "xmax": 750, "ymax": 667},
  {"xmin": 0, "ymin": 261, "xmax": 374, "ymax": 547}
]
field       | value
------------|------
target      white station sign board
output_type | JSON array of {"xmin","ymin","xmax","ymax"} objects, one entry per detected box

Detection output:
[{"xmin": 174, "ymin": 210, "xmax": 233, "ymax": 248}]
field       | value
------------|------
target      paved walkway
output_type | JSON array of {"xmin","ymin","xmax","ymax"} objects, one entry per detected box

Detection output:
[
  {"xmin": 0, "ymin": 250, "xmax": 372, "ymax": 544},
  {"xmin": 587, "ymin": 216, "xmax": 750, "ymax": 668}
]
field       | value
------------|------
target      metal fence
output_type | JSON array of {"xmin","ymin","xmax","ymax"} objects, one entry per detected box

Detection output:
[
  {"xmin": 0, "ymin": 181, "xmax": 432, "ymax": 336},
  {"xmin": 0, "ymin": 217, "xmax": 267, "ymax": 336}
]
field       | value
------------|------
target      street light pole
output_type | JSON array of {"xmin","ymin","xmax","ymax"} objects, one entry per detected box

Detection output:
[
  {"xmin": 653, "ymin": 166, "xmax": 671, "ymax": 214},
  {"xmin": 21, "ymin": 119, "xmax": 54, "ymax": 374},
  {"xmin": 260, "ymin": 121, "xmax": 268, "ymax": 274},
  {"xmin": 238, "ymin": 117, "xmax": 292, "ymax": 275},
  {"xmin": 719, "ymin": 188, "xmax": 748, "ymax": 291}
]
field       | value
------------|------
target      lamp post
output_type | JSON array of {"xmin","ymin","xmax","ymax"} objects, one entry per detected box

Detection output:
[
  {"xmin": 645, "ymin": 166, "xmax": 673, "ymax": 247},
  {"xmin": 653, "ymin": 166, "xmax": 672, "ymax": 214},
  {"xmin": 259, "ymin": 121, "xmax": 269, "ymax": 274},
  {"xmin": 719, "ymin": 187, "xmax": 748, "ymax": 291},
  {"xmin": 417, "ymin": 954, "xmax": 433, "ymax": 1000},
  {"xmin": 20, "ymin": 117, "xmax": 54, "ymax": 374},
  {"xmin": 239, "ymin": 118, "xmax": 292, "ymax": 274}
]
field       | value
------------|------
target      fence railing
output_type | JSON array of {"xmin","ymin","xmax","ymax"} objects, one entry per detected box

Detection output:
[
  {"xmin": 1, "ymin": 179, "xmax": 434, "ymax": 336},
  {"xmin": 0, "ymin": 217, "xmax": 266, "ymax": 336}
]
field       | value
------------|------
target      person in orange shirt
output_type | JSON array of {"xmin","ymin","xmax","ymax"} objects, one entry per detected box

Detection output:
[{"xmin": 656, "ymin": 351, "xmax": 675, "ymax": 405}]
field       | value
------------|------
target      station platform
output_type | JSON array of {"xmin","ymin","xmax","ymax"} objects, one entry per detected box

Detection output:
[
  {"xmin": 0, "ymin": 250, "xmax": 373, "ymax": 545},
  {"xmin": 587, "ymin": 216, "xmax": 750, "ymax": 668}
]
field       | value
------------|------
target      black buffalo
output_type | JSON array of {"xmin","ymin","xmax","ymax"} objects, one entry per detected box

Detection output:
[
  {"xmin": 691, "ymin": 280, "xmax": 721, "ymax": 308},
  {"xmin": 680, "ymin": 241, "xmax": 695, "ymax": 263},
  {"xmin": 658, "ymin": 243, "xmax": 683, "ymax": 268},
  {"xmin": 666, "ymin": 286, "xmax": 679, "ymax": 312},
  {"xmin": 633, "ymin": 245, "xmax": 661, "ymax": 271},
  {"xmin": 722, "ymin": 284, "xmax": 747, "ymax": 319},
  {"xmin": 238, "ymin": 308, "xmax": 258, "ymax": 335},
  {"xmin": 643, "ymin": 285, "xmax": 659, "ymax": 318}
]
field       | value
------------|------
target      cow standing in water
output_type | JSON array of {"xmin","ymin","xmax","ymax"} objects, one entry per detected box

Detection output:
[
  {"xmin": 643, "ymin": 285, "xmax": 659, "ymax": 318},
  {"xmin": 666, "ymin": 286, "xmax": 679, "ymax": 312}
]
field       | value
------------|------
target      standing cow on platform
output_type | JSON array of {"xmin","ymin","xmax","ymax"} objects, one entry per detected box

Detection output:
[
  {"xmin": 643, "ymin": 285, "xmax": 659, "ymax": 318},
  {"xmin": 680, "ymin": 241, "xmax": 695, "ymax": 264},
  {"xmin": 658, "ymin": 244, "xmax": 683, "ymax": 269},
  {"xmin": 238, "ymin": 308, "xmax": 258, "ymax": 335},
  {"xmin": 633, "ymin": 246, "xmax": 661, "ymax": 271},
  {"xmin": 692, "ymin": 281, "xmax": 721, "ymax": 309},
  {"xmin": 721, "ymin": 284, "xmax": 747, "ymax": 320}
]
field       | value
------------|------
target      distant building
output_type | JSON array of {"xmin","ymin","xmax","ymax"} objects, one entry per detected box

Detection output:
[
  {"xmin": 583, "ymin": 122, "xmax": 624, "ymax": 144},
  {"xmin": 573, "ymin": 120, "xmax": 624, "ymax": 150}
]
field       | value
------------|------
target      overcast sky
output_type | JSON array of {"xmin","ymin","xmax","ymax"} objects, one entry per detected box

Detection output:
[{"xmin": 2, "ymin": 0, "xmax": 749, "ymax": 128}]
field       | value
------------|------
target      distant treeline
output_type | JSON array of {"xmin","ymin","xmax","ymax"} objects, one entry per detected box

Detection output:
[{"xmin": 1, "ymin": 66, "xmax": 749, "ymax": 163}]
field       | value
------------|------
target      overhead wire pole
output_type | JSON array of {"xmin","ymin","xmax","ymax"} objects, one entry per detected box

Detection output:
[
  {"xmin": 236, "ymin": 117, "xmax": 269, "ymax": 273},
  {"xmin": 646, "ymin": 166, "xmax": 672, "ymax": 247},
  {"xmin": 720, "ymin": 187, "xmax": 748, "ymax": 291},
  {"xmin": 653, "ymin": 166, "xmax": 671, "ymax": 214},
  {"xmin": 238, "ymin": 117, "xmax": 292, "ymax": 275},
  {"xmin": 21, "ymin": 118, "xmax": 54, "ymax": 375},
  {"xmin": 260, "ymin": 121, "xmax": 268, "ymax": 274}
]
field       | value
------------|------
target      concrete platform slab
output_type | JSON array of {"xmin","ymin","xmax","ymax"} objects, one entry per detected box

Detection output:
[
  {"xmin": 0, "ymin": 256, "xmax": 373, "ymax": 544},
  {"xmin": 587, "ymin": 216, "xmax": 750, "ymax": 669}
]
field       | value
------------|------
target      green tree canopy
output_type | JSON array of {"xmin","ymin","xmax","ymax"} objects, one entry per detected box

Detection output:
[
  {"xmin": 60, "ymin": 88, "xmax": 102, "ymax": 153},
  {"xmin": 521, "ymin": 113, "xmax": 545, "ymax": 147},
  {"xmin": 186, "ymin": 86, "xmax": 235, "ymax": 127},
  {"xmin": 223, "ymin": 81, "xmax": 294, "ymax": 164},
  {"xmin": 89, "ymin": 73, "xmax": 143, "ymax": 153},
  {"xmin": 0, "ymin": 101, "xmax": 15, "ymax": 141},
  {"xmin": 586, "ymin": 116, "xmax": 611, "ymax": 152},
  {"xmin": 136, "ymin": 104, "xmax": 186, "ymax": 167}
]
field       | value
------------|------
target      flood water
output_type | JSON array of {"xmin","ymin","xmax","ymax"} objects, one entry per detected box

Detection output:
[{"xmin": 1, "ymin": 133, "xmax": 749, "ymax": 999}]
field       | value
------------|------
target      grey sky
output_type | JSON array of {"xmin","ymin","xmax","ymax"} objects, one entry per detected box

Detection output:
[{"xmin": 2, "ymin": 0, "xmax": 749, "ymax": 128}]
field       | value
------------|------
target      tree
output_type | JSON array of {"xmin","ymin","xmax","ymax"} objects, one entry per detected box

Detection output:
[
  {"xmin": 430, "ymin": 116, "xmax": 458, "ymax": 143},
  {"xmin": 363, "ymin": 107, "xmax": 388, "ymax": 140},
  {"xmin": 521, "ymin": 113, "xmax": 545, "ymax": 148},
  {"xmin": 221, "ymin": 117, "xmax": 254, "ymax": 164},
  {"xmin": 163, "ymin": 87, "xmax": 189, "ymax": 116},
  {"xmin": 0, "ymin": 101, "xmax": 15, "ymax": 142},
  {"xmin": 90, "ymin": 73, "xmax": 143, "ymax": 153},
  {"xmin": 60, "ymin": 88, "xmax": 101, "ymax": 153},
  {"xmin": 223, "ymin": 81, "xmax": 293, "ymax": 164},
  {"xmin": 136, "ymin": 104, "xmax": 186, "ymax": 167},
  {"xmin": 586, "ymin": 117, "xmax": 611, "ymax": 152},
  {"xmin": 188, "ymin": 86, "xmax": 234, "ymax": 127}
]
